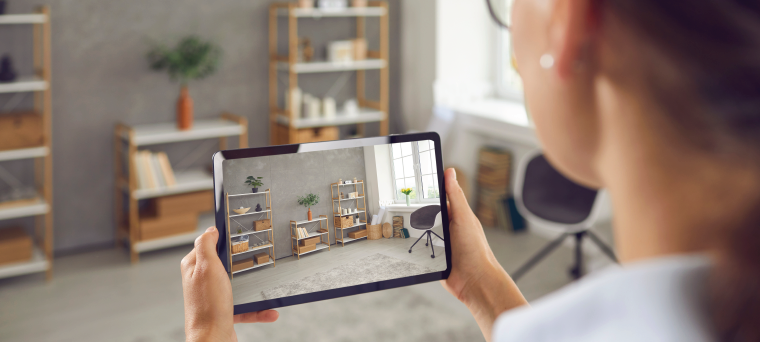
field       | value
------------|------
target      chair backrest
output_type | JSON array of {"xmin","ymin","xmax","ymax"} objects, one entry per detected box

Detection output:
[
  {"xmin": 410, "ymin": 205, "xmax": 442, "ymax": 230},
  {"xmin": 514, "ymin": 150, "xmax": 600, "ymax": 231}
]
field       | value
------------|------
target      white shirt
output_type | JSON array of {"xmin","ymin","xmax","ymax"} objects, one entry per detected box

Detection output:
[{"xmin": 493, "ymin": 255, "xmax": 715, "ymax": 342}]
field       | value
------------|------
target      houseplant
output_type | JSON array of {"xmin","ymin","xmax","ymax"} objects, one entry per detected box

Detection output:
[
  {"xmin": 298, "ymin": 193, "xmax": 320, "ymax": 221},
  {"xmin": 245, "ymin": 176, "xmax": 264, "ymax": 193},
  {"xmin": 401, "ymin": 187, "xmax": 413, "ymax": 206},
  {"xmin": 147, "ymin": 36, "xmax": 221, "ymax": 130}
]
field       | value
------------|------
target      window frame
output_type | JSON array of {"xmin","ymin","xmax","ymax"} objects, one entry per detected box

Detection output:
[
  {"xmin": 389, "ymin": 141, "xmax": 440, "ymax": 204},
  {"xmin": 494, "ymin": 4, "xmax": 525, "ymax": 102}
]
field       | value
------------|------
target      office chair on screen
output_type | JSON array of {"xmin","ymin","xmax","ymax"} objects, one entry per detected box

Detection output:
[
  {"xmin": 512, "ymin": 151, "xmax": 618, "ymax": 281},
  {"xmin": 408, "ymin": 205, "xmax": 443, "ymax": 258}
]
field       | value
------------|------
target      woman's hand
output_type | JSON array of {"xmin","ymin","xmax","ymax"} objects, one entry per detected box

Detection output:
[
  {"xmin": 441, "ymin": 168, "xmax": 528, "ymax": 341},
  {"xmin": 181, "ymin": 227, "xmax": 279, "ymax": 342}
]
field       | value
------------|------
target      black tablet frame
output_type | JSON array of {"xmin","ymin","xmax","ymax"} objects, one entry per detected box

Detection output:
[{"xmin": 212, "ymin": 132, "xmax": 452, "ymax": 315}]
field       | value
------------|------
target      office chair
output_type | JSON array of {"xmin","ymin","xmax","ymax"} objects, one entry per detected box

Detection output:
[
  {"xmin": 512, "ymin": 151, "xmax": 618, "ymax": 281},
  {"xmin": 408, "ymin": 205, "xmax": 443, "ymax": 258}
]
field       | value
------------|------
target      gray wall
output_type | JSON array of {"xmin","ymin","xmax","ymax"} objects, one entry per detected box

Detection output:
[
  {"xmin": 222, "ymin": 147, "xmax": 368, "ymax": 260},
  {"xmin": 1, "ymin": 0, "xmax": 403, "ymax": 252}
]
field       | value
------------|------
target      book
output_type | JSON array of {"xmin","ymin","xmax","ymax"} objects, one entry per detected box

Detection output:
[
  {"xmin": 157, "ymin": 152, "xmax": 176, "ymax": 186},
  {"xmin": 141, "ymin": 151, "xmax": 157, "ymax": 189},
  {"xmin": 151, "ymin": 153, "xmax": 165, "ymax": 188},
  {"xmin": 134, "ymin": 153, "xmax": 147, "ymax": 190}
]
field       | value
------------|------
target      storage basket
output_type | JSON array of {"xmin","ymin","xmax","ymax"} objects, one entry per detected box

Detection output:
[
  {"xmin": 231, "ymin": 236, "xmax": 249, "ymax": 254},
  {"xmin": 334, "ymin": 215, "xmax": 354, "ymax": 228},
  {"xmin": 254, "ymin": 219, "xmax": 271, "ymax": 231},
  {"xmin": 367, "ymin": 224, "xmax": 382, "ymax": 240}
]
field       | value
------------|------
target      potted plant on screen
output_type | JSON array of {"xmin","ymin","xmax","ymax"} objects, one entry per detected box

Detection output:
[
  {"xmin": 298, "ymin": 193, "xmax": 320, "ymax": 221},
  {"xmin": 245, "ymin": 176, "xmax": 264, "ymax": 193},
  {"xmin": 147, "ymin": 36, "xmax": 221, "ymax": 130},
  {"xmin": 401, "ymin": 187, "xmax": 413, "ymax": 206}
]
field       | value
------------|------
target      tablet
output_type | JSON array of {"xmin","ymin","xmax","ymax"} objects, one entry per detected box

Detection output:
[{"xmin": 211, "ymin": 132, "xmax": 451, "ymax": 314}]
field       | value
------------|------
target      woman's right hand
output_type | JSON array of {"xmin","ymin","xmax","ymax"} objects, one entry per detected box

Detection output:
[{"xmin": 441, "ymin": 168, "xmax": 528, "ymax": 341}]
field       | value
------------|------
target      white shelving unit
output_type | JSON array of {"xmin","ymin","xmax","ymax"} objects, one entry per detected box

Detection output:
[
  {"xmin": 290, "ymin": 215, "xmax": 330, "ymax": 259},
  {"xmin": 335, "ymin": 210, "xmax": 365, "ymax": 217},
  {"xmin": 331, "ymin": 180, "xmax": 368, "ymax": 247},
  {"xmin": 225, "ymin": 190, "xmax": 274, "ymax": 277},
  {"xmin": 0, "ymin": 6, "xmax": 53, "ymax": 281},
  {"xmin": 115, "ymin": 113, "xmax": 248, "ymax": 263},
  {"xmin": 277, "ymin": 59, "xmax": 386, "ymax": 73},
  {"xmin": 276, "ymin": 108, "xmax": 385, "ymax": 129}
]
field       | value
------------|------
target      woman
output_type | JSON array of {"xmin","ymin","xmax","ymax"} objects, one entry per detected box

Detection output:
[{"xmin": 180, "ymin": 0, "xmax": 760, "ymax": 341}]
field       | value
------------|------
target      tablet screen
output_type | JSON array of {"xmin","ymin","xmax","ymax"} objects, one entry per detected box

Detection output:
[{"xmin": 212, "ymin": 133, "xmax": 450, "ymax": 313}]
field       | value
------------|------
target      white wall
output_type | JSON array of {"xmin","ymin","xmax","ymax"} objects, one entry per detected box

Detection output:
[
  {"xmin": 400, "ymin": 0, "xmax": 438, "ymax": 131},
  {"xmin": 363, "ymin": 145, "xmax": 395, "ymax": 217}
]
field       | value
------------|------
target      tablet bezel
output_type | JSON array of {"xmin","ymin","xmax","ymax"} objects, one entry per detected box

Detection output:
[{"xmin": 211, "ymin": 132, "xmax": 452, "ymax": 314}]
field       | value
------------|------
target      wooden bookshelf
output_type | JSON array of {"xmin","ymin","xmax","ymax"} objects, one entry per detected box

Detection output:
[
  {"xmin": 330, "ymin": 180, "xmax": 368, "ymax": 246},
  {"xmin": 225, "ymin": 190, "xmax": 275, "ymax": 279},
  {"xmin": 268, "ymin": 1, "xmax": 390, "ymax": 145},
  {"xmin": 0, "ymin": 6, "xmax": 53, "ymax": 282},
  {"xmin": 290, "ymin": 215, "xmax": 330, "ymax": 259},
  {"xmin": 114, "ymin": 113, "xmax": 248, "ymax": 263}
]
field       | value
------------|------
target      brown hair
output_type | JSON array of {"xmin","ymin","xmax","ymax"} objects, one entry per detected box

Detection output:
[{"xmin": 601, "ymin": 1, "xmax": 760, "ymax": 341}]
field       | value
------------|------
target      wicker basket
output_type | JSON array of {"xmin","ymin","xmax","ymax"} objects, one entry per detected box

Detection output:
[
  {"xmin": 334, "ymin": 216, "xmax": 354, "ymax": 228},
  {"xmin": 232, "ymin": 240, "xmax": 249, "ymax": 254},
  {"xmin": 367, "ymin": 224, "xmax": 382, "ymax": 240},
  {"xmin": 254, "ymin": 219, "xmax": 271, "ymax": 231}
]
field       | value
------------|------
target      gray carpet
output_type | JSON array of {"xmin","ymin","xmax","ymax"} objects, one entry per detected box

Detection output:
[{"xmin": 261, "ymin": 253, "xmax": 436, "ymax": 300}]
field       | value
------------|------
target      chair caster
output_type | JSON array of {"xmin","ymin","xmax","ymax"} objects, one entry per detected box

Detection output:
[
  {"xmin": 425, "ymin": 243, "xmax": 428, "ymax": 246},
  {"xmin": 408, "ymin": 249, "xmax": 412, "ymax": 253},
  {"xmin": 431, "ymin": 255, "xmax": 435, "ymax": 258}
]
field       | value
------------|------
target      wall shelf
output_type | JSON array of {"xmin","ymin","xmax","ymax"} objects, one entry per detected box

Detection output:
[
  {"xmin": 0, "ymin": 6, "xmax": 53, "ymax": 281},
  {"xmin": 0, "ymin": 146, "xmax": 49, "ymax": 162},
  {"xmin": 277, "ymin": 59, "xmax": 386, "ymax": 74},
  {"xmin": 276, "ymin": 108, "xmax": 385, "ymax": 129},
  {"xmin": 225, "ymin": 189, "xmax": 275, "ymax": 278},
  {"xmin": 292, "ymin": 243, "xmax": 330, "ymax": 257},
  {"xmin": 278, "ymin": 6, "xmax": 387, "ymax": 17},
  {"xmin": 0, "ymin": 76, "xmax": 48, "ymax": 93},
  {"xmin": 115, "ymin": 113, "xmax": 248, "ymax": 263}
]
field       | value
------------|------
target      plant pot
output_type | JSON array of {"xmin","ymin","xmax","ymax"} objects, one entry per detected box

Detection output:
[
  {"xmin": 177, "ymin": 86, "xmax": 194, "ymax": 130},
  {"xmin": 251, "ymin": 188, "xmax": 258, "ymax": 193},
  {"xmin": 406, "ymin": 195, "xmax": 410, "ymax": 206},
  {"xmin": 307, "ymin": 208, "xmax": 313, "ymax": 221}
]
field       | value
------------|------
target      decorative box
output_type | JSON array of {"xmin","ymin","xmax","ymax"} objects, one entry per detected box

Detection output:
[
  {"xmin": 334, "ymin": 215, "xmax": 353, "ymax": 228},
  {"xmin": 348, "ymin": 229, "xmax": 367, "ymax": 239},
  {"xmin": 0, "ymin": 227, "xmax": 32, "ymax": 266},
  {"xmin": 300, "ymin": 236, "xmax": 320, "ymax": 246},
  {"xmin": 298, "ymin": 244, "xmax": 316, "ymax": 253},
  {"xmin": 254, "ymin": 219, "xmax": 271, "ymax": 231},
  {"xmin": 253, "ymin": 253, "xmax": 269, "ymax": 264},
  {"xmin": 232, "ymin": 259, "xmax": 254, "ymax": 272}
]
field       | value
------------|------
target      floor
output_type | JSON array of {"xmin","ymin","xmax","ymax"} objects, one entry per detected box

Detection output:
[
  {"xmin": 0, "ymin": 223, "xmax": 616, "ymax": 342},
  {"xmin": 232, "ymin": 236, "xmax": 447, "ymax": 304}
]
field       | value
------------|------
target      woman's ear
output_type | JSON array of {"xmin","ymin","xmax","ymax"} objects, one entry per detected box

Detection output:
[{"xmin": 549, "ymin": 0, "xmax": 599, "ymax": 79}]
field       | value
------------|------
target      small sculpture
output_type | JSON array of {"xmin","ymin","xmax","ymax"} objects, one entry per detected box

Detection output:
[{"xmin": 255, "ymin": 203, "xmax": 262, "ymax": 212}]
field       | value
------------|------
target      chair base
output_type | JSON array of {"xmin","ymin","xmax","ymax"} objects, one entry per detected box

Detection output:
[
  {"xmin": 408, "ymin": 230, "xmax": 444, "ymax": 258},
  {"xmin": 511, "ymin": 230, "xmax": 618, "ymax": 281}
]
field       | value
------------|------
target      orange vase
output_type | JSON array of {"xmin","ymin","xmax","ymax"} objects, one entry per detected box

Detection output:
[
  {"xmin": 177, "ymin": 86, "xmax": 193, "ymax": 130},
  {"xmin": 307, "ymin": 208, "xmax": 313, "ymax": 221}
]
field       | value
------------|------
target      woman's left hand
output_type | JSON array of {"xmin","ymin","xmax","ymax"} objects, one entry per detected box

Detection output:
[{"xmin": 181, "ymin": 227, "xmax": 279, "ymax": 342}]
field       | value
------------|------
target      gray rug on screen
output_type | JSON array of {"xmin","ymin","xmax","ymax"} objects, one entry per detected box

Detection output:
[{"xmin": 260, "ymin": 253, "xmax": 436, "ymax": 300}]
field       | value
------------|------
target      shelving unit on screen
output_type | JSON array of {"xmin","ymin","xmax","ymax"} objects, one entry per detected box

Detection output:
[
  {"xmin": 0, "ymin": 6, "xmax": 53, "ymax": 282},
  {"xmin": 114, "ymin": 113, "xmax": 248, "ymax": 263},
  {"xmin": 290, "ymin": 215, "xmax": 330, "ymax": 259},
  {"xmin": 330, "ymin": 180, "xmax": 368, "ymax": 246},
  {"xmin": 225, "ymin": 190, "xmax": 275, "ymax": 278},
  {"xmin": 268, "ymin": 1, "xmax": 389, "ymax": 145}
]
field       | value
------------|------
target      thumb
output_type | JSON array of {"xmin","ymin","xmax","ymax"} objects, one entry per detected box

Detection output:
[
  {"xmin": 194, "ymin": 226, "xmax": 219, "ymax": 264},
  {"xmin": 444, "ymin": 168, "xmax": 469, "ymax": 220}
]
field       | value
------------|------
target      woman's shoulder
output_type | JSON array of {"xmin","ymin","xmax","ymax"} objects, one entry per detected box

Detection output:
[{"xmin": 493, "ymin": 255, "xmax": 714, "ymax": 342}]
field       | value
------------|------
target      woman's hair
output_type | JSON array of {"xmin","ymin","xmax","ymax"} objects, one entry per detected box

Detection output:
[{"xmin": 602, "ymin": 1, "xmax": 760, "ymax": 341}]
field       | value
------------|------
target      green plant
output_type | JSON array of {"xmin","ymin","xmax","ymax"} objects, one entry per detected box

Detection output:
[
  {"xmin": 147, "ymin": 36, "xmax": 221, "ymax": 86},
  {"xmin": 237, "ymin": 229, "xmax": 242, "ymax": 234},
  {"xmin": 401, "ymin": 187, "xmax": 413, "ymax": 196},
  {"xmin": 245, "ymin": 176, "xmax": 263, "ymax": 188},
  {"xmin": 297, "ymin": 193, "xmax": 320, "ymax": 208}
]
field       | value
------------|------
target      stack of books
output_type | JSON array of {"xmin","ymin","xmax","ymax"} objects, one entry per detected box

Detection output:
[
  {"xmin": 475, "ymin": 147, "xmax": 511, "ymax": 228},
  {"xmin": 133, "ymin": 151, "xmax": 176, "ymax": 190},
  {"xmin": 295, "ymin": 227, "xmax": 310, "ymax": 239}
]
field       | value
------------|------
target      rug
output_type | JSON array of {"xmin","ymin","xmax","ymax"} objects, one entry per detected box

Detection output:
[{"xmin": 261, "ymin": 253, "xmax": 436, "ymax": 300}]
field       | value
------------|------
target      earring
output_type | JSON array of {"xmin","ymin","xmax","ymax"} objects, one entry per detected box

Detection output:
[{"xmin": 539, "ymin": 54, "xmax": 554, "ymax": 69}]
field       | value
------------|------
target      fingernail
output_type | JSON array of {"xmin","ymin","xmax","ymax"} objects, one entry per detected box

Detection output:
[
  {"xmin": 206, "ymin": 227, "xmax": 215, "ymax": 233},
  {"xmin": 452, "ymin": 169, "xmax": 457, "ymax": 180}
]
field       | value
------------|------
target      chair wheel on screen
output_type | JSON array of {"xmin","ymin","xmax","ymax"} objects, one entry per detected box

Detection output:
[
  {"xmin": 431, "ymin": 255, "xmax": 435, "ymax": 258},
  {"xmin": 408, "ymin": 249, "xmax": 412, "ymax": 253},
  {"xmin": 425, "ymin": 243, "xmax": 429, "ymax": 246}
]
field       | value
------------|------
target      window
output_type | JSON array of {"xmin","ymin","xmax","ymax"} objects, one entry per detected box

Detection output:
[
  {"xmin": 390, "ymin": 141, "xmax": 440, "ymax": 203},
  {"xmin": 495, "ymin": 0, "xmax": 523, "ymax": 101}
]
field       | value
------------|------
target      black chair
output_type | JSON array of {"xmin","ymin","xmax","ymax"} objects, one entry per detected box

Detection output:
[
  {"xmin": 512, "ymin": 151, "xmax": 618, "ymax": 281},
  {"xmin": 408, "ymin": 205, "xmax": 443, "ymax": 258}
]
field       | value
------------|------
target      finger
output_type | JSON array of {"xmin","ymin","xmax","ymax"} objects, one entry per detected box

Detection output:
[
  {"xmin": 180, "ymin": 248, "xmax": 197, "ymax": 278},
  {"xmin": 444, "ymin": 168, "xmax": 469, "ymax": 219},
  {"xmin": 194, "ymin": 227, "xmax": 219, "ymax": 264},
  {"xmin": 234, "ymin": 310, "xmax": 279, "ymax": 324}
]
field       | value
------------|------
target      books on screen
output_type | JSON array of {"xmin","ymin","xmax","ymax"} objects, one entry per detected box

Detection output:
[{"xmin": 133, "ymin": 151, "xmax": 177, "ymax": 190}]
